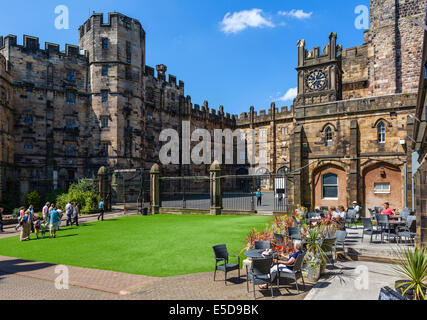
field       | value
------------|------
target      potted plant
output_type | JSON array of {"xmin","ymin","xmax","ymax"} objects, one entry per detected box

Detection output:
[
  {"xmin": 303, "ymin": 227, "xmax": 327, "ymax": 282},
  {"xmin": 392, "ymin": 246, "xmax": 427, "ymax": 300}
]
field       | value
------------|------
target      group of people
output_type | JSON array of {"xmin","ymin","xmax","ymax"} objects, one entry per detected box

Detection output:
[{"xmin": 16, "ymin": 201, "xmax": 80, "ymax": 241}]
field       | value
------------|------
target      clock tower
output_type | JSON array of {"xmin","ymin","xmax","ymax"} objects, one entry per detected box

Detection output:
[{"xmin": 294, "ymin": 32, "xmax": 342, "ymax": 106}]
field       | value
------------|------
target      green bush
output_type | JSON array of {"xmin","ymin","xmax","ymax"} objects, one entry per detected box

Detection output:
[
  {"xmin": 26, "ymin": 191, "xmax": 41, "ymax": 212},
  {"xmin": 55, "ymin": 180, "xmax": 100, "ymax": 214}
]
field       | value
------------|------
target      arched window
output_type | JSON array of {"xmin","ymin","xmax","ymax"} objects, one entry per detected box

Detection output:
[
  {"xmin": 278, "ymin": 166, "xmax": 289, "ymax": 175},
  {"xmin": 325, "ymin": 127, "xmax": 333, "ymax": 147},
  {"xmin": 322, "ymin": 173, "xmax": 338, "ymax": 199},
  {"xmin": 377, "ymin": 122, "xmax": 386, "ymax": 143}
]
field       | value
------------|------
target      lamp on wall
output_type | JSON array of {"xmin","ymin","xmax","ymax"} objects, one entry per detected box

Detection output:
[{"xmin": 380, "ymin": 166, "xmax": 386, "ymax": 178}]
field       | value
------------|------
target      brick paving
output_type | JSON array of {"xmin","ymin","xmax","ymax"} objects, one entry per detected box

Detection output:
[{"xmin": 0, "ymin": 209, "xmax": 310, "ymax": 300}]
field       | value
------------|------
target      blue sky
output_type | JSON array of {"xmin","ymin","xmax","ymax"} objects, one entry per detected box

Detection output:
[{"xmin": 0, "ymin": 0, "xmax": 370, "ymax": 115}]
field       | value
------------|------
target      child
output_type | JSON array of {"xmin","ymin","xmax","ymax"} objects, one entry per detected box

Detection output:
[{"xmin": 33, "ymin": 216, "xmax": 42, "ymax": 239}]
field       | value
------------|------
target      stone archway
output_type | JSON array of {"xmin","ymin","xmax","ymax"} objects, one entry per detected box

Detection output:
[
  {"xmin": 312, "ymin": 163, "xmax": 347, "ymax": 210},
  {"xmin": 362, "ymin": 162, "xmax": 402, "ymax": 214}
]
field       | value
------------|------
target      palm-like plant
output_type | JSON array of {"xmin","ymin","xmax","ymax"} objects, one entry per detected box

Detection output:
[
  {"xmin": 392, "ymin": 246, "xmax": 427, "ymax": 300},
  {"xmin": 303, "ymin": 227, "xmax": 327, "ymax": 268}
]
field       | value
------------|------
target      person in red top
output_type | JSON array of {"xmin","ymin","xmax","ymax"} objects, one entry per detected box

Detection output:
[{"xmin": 381, "ymin": 202, "xmax": 396, "ymax": 217}]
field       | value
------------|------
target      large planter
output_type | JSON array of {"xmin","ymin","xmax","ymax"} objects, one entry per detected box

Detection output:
[
  {"xmin": 395, "ymin": 280, "xmax": 427, "ymax": 300},
  {"xmin": 307, "ymin": 264, "xmax": 321, "ymax": 282}
]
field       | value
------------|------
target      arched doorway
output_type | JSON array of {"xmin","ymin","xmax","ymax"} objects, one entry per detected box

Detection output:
[
  {"xmin": 312, "ymin": 164, "xmax": 347, "ymax": 210},
  {"xmin": 363, "ymin": 162, "xmax": 402, "ymax": 214}
]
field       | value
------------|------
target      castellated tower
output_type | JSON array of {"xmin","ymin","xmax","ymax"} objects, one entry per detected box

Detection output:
[
  {"xmin": 79, "ymin": 13, "xmax": 146, "ymax": 169},
  {"xmin": 368, "ymin": 0, "xmax": 427, "ymax": 96}
]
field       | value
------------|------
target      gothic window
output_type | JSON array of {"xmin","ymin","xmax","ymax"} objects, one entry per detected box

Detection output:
[
  {"xmin": 102, "ymin": 38, "xmax": 109, "ymax": 49},
  {"xmin": 322, "ymin": 173, "xmax": 338, "ymax": 199},
  {"xmin": 66, "ymin": 118, "xmax": 76, "ymax": 129},
  {"xmin": 102, "ymin": 65, "xmax": 108, "ymax": 76},
  {"xmin": 24, "ymin": 141, "xmax": 33, "ymax": 151},
  {"xmin": 66, "ymin": 70, "xmax": 75, "ymax": 82},
  {"xmin": 100, "ymin": 142, "xmax": 109, "ymax": 157},
  {"xmin": 24, "ymin": 114, "xmax": 33, "ymax": 125},
  {"xmin": 66, "ymin": 92, "xmax": 76, "ymax": 104},
  {"xmin": 65, "ymin": 144, "xmax": 76, "ymax": 157},
  {"xmin": 101, "ymin": 117, "xmax": 109, "ymax": 129},
  {"xmin": 325, "ymin": 127, "xmax": 333, "ymax": 147},
  {"xmin": 102, "ymin": 90, "xmax": 108, "ymax": 103},
  {"xmin": 377, "ymin": 122, "xmax": 386, "ymax": 143}
]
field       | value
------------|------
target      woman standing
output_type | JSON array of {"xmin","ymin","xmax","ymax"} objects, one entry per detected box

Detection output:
[{"xmin": 20, "ymin": 210, "xmax": 31, "ymax": 241}]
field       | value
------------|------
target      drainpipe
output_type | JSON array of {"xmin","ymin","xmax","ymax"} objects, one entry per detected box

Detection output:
[{"xmin": 404, "ymin": 163, "xmax": 407, "ymax": 208}]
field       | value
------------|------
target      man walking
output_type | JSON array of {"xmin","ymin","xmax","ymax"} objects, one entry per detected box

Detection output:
[
  {"xmin": 42, "ymin": 202, "xmax": 50, "ymax": 223},
  {"xmin": 49, "ymin": 206, "xmax": 61, "ymax": 239},
  {"xmin": 65, "ymin": 201, "xmax": 73, "ymax": 226},
  {"xmin": 98, "ymin": 199, "xmax": 105, "ymax": 221},
  {"xmin": 72, "ymin": 202, "xmax": 79, "ymax": 226}
]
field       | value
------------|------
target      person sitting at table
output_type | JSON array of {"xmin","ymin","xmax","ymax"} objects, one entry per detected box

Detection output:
[
  {"xmin": 327, "ymin": 206, "xmax": 338, "ymax": 219},
  {"xmin": 381, "ymin": 202, "xmax": 396, "ymax": 217},
  {"xmin": 260, "ymin": 241, "xmax": 303, "ymax": 289},
  {"xmin": 333, "ymin": 206, "xmax": 346, "ymax": 219}
]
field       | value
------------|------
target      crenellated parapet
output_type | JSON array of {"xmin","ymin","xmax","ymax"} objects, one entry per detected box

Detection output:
[
  {"xmin": 145, "ymin": 65, "xmax": 185, "ymax": 90},
  {"xmin": 0, "ymin": 34, "xmax": 87, "ymax": 60},
  {"xmin": 236, "ymin": 104, "xmax": 294, "ymax": 126},
  {"xmin": 78, "ymin": 12, "xmax": 144, "ymax": 38},
  {"xmin": 189, "ymin": 100, "xmax": 236, "ymax": 126}
]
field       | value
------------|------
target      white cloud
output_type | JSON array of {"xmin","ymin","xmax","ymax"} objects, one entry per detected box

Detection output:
[
  {"xmin": 278, "ymin": 9, "xmax": 313, "ymax": 20},
  {"xmin": 220, "ymin": 9, "xmax": 275, "ymax": 34},
  {"xmin": 277, "ymin": 87, "xmax": 298, "ymax": 102}
]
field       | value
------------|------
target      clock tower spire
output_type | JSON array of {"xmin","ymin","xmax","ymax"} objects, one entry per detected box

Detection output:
[{"xmin": 294, "ymin": 32, "xmax": 342, "ymax": 106}]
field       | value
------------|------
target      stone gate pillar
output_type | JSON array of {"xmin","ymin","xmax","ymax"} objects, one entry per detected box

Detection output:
[
  {"xmin": 210, "ymin": 161, "xmax": 222, "ymax": 215},
  {"xmin": 150, "ymin": 164, "xmax": 161, "ymax": 214},
  {"xmin": 98, "ymin": 166, "xmax": 110, "ymax": 212}
]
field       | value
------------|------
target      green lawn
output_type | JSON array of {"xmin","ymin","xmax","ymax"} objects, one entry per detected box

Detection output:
[{"xmin": 0, "ymin": 214, "xmax": 272, "ymax": 277}]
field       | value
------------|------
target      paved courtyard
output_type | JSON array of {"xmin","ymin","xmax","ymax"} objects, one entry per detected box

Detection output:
[{"xmin": 0, "ymin": 211, "xmax": 409, "ymax": 300}]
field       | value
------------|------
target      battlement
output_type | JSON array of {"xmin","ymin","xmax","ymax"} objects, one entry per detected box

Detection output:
[
  {"xmin": 236, "ymin": 103, "xmax": 294, "ymax": 124},
  {"xmin": 190, "ymin": 100, "xmax": 236, "ymax": 125},
  {"xmin": 1, "ymin": 34, "xmax": 87, "ymax": 60},
  {"xmin": 79, "ymin": 12, "xmax": 143, "ymax": 38},
  {"xmin": 297, "ymin": 32, "xmax": 341, "ymax": 69},
  {"xmin": 145, "ymin": 65, "xmax": 185, "ymax": 90}
]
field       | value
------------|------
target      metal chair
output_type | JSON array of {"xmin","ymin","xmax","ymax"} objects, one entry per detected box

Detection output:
[
  {"xmin": 377, "ymin": 214, "xmax": 398, "ymax": 242},
  {"xmin": 334, "ymin": 230, "xmax": 347, "ymax": 254},
  {"xmin": 345, "ymin": 209, "xmax": 356, "ymax": 229},
  {"xmin": 399, "ymin": 208, "xmax": 410, "ymax": 222},
  {"xmin": 396, "ymin": 216, "xmax": 416, "ymax": 245},
  {"xmin": 361, "ymin": 217, "xmax": 383, "ymax": 243},
  {"xmin": 254, "ymin": 241, "xmax": 271, "ymax": 250},
  {"xmin": 375, "ymin": 207, "xmax": 383, "ymax": 214},
  {"xmin": 246, "ymin": 257, "xmax": 275, "ymax": 299},
  {"xmin": 287, "ymin": 227, "xmax": 301, "ymax": 241},
  {"xmin": 276, "ymin": 252, "xmax": 306, "ymax": 294},
  {"xmin": 213, "ymin": 244, "xmax": 240, "ymax": 284}
]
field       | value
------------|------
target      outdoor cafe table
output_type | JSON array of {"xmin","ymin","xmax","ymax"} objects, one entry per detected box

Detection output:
[{"xmin": 244, "ymin": 250, "xmax": 278, "ymax": 260}]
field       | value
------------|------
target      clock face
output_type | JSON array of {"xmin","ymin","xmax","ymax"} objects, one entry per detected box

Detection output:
[{"xmin": 306, "ymin": 70, "xmax": 327, "ymax": 91}]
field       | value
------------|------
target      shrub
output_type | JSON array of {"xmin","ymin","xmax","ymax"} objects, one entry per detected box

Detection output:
[
  {"xmin": 55, "ymin": 180, "xmax": 100, "ymax": 214},
  {"xmin": 26, "ymin": 191, "xmax": 41, "ymax": 212},
  {"xmin": 44, "ymin": 188, "xmax": 66, "ymax": 205}
]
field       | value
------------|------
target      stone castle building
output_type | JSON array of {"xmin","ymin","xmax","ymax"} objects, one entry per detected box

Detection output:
[
  {"xmin": 238, "ymin": 0, "xmax": 427, "ymax": 214},
  {"xmin": 0, "ymin": 12, "xmax": 236, "ymax": 204},
  {"xmin": 0, "ymin": 0, "xmax": 426, "ymax": 216}
]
